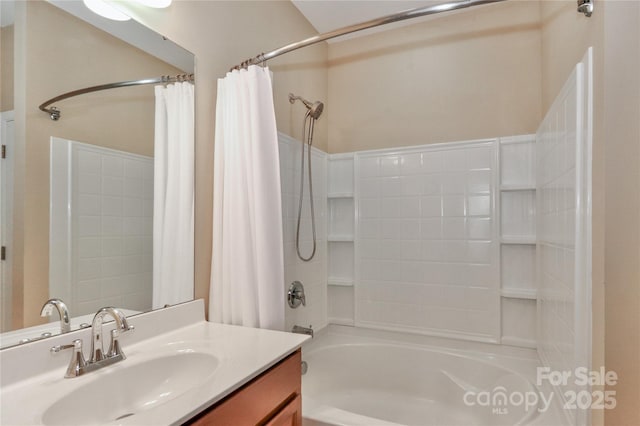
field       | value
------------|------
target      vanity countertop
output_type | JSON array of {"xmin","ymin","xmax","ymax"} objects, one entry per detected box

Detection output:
[{"xmin": 0, "ymin": 300, "xmax": 309, "ymax": 425}]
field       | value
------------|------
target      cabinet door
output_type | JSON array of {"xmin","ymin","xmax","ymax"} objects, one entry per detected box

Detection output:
[
  {"xmin": 265, "ymin": 395, "xmax": 301, "ymax": 426},
  {"xmin": 187, "ymin": 350, "xmax": 301, "ymax": 426}
]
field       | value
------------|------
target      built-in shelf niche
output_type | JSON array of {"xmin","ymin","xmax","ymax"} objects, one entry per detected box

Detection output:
[
  {"xmin": 501, "ymin": 297, "xmax": 536, "ymax": 348},
  {"xmin": 328, "ymin": 285, "xmax": 355, "ymax": 326},
  {"xmin": 501, "ymin": 244, "xmax": 536, "ymax": 292},
  {"xmin": 499, "ymin": 135, "xmax": 537, "ymax": 349},
  {"xmin": 327, "ymin": 154, "xmax": 356, "ymax": 326},
  {"xmin": 328, "ymin": 198, "xmax": 354, "ymax": 237},
  {"xmin": 501, "ymin": 190, "xmax": 536, "ymax": 239}
]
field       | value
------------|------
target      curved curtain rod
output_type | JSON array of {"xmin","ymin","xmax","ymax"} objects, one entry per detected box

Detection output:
[
  {"xmin": 230, "ymin": 0, "xmax": 505, "ymax": 71},
  {"xmin": 39, "ymin": 73, "xmax": 194, "ymax": 121}
]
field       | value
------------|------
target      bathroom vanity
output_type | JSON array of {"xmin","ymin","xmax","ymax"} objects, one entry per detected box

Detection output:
[
  {"xmin": 187, "ymin": 349, "xmax": 302, "ymax": 425},
  {"xmin": 0, "ymin": 300, "xmax": 309, "ymax": 425}
]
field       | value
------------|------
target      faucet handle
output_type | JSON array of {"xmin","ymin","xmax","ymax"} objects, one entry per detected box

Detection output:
[
  {"xmin": 107, "ymin": 329, "xmax": 125, "ymax": 359},
  {"xmin": 51, "ymin": 339, "xmax": 86, "ymax": 378}
]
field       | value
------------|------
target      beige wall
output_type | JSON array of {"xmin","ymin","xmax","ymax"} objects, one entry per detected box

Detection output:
[
  {"xmin": 326, "ymin": 1, "xmax": 541, "ymax": 154},
  {"xmin": 114, "ymin": 1, "xmax": 328, "ymax": 317},
  {"xmin": 13, "ymin": 1, "xmax": 184, "ymax": 328},
  {"xmin": 1, "ymin": 25, "xmax": 14, "ymax": 112},
  {"xmin": 603, "ymin": 2, "xmax": 640, "ymax": 425}
]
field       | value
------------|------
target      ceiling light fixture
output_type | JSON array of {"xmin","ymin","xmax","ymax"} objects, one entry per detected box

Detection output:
[
  {"xmin": 133, "ymin": 0, "xmax": 172, "ymax": 8},
  {"xmin": 82, "ymin": 0, "xmax": 131, "ymax": 21}
]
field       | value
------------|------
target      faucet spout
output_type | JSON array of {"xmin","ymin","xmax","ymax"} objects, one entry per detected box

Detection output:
[
  {"xmin": 90, "ymin": 307, "xmax": 131, "ymax": 362},
  {"xmin": 40, "ymin": 298, "xmax": 71, "ymax": 333}
]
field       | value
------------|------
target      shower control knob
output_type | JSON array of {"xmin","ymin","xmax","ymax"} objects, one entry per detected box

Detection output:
[{"xmin": 288, "ymin": 281, "xmax": 306, "ymax": 308}]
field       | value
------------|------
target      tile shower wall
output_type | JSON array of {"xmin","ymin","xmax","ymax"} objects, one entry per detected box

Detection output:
[
  {"xmin": 354, "ymin": 141, "xmax": 500, "ymax": 342},
  {"xmin": 50, "ymin": 138, "xmax": 153, "ymax": 317},
  {"xmin": 278, "ymin": 133, "xmax": 328, "ymax": 332},
  {"xmin": 536, "ymin": 50, "xmax": 592, "ymax": 426}
]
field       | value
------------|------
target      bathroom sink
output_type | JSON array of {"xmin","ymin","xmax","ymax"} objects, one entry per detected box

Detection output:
[{"xmin": 41, "ymin": 351, "xmax": 219, "ymax": 425}]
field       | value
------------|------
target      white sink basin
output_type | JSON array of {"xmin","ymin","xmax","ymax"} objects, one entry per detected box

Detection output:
[{"xmin": 41, "ymin": 352, "xmax": 219, "ymax": 425}]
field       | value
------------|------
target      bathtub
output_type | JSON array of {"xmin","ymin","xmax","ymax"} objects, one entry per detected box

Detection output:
[{"xmin": 301, "ymin": 325, "xmax": 565, "ymax": 426}]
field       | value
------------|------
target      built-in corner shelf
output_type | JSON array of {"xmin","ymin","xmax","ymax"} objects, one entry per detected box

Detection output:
[
  {"xmin": 327, "ymin": 154, "xmax": 356, "ymax": 327},
  {"xmin": 501, "ymin": 288, "xmax": 537, "ymax": 300},
  {"xmin": 328, "ymin": 278, "xmax": 354, "ymax": 287},
  {"xmin": 500, "ymin": 236, "xmax": 536, "ymax": 245},
  {"xmin": 327, "ymin": 192, "xmax": 354, "ymax": 199},
  {"xmin": 498, "ymin": 136, "xmax": 538, "ymax": 350}
]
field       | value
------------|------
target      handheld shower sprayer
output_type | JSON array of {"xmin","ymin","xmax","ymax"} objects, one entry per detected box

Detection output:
[
  {"xmin": 289, "ymin": 93, "xmax": 324, "ymax": 120},
  {"xmin": 289, "ymin": 92, "xmax": 325, "ymax": 262}
]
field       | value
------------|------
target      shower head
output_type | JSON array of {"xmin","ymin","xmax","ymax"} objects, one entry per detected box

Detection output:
[{"xmin": 289, "ymin": 93, "xmax": 324, "ymax": 120}]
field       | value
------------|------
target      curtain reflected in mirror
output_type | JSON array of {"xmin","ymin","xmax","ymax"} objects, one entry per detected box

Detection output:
[{"xmin": 0, "ymin": 0, "xmax": 195, "ymax": 348}]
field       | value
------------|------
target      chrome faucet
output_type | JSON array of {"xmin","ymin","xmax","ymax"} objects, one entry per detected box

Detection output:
[
  {"xmin": 50, "ymin": 307, "xmax": 134, "ymax": 378},
  {"xmin": 90, "ymin": 307, "xmax": 132, "ymax": 362},
  {"xmin": 40, "ymin": 298, "xmax": 71, "ymax": 334}
]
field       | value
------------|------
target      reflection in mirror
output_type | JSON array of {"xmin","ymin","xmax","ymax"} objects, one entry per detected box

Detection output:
[{"xmin": 0, "ymin": 0, "xmax": 195, "ymax": 349}]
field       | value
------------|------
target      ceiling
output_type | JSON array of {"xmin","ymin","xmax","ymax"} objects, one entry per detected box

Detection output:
[{"xmin": 291, "ymin": 0, "xmax": 444, "ymax": 42}]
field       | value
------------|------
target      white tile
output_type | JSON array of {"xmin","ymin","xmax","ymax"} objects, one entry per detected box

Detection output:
[
  {"xmin": 379, "ymin": 240, "xmax": 403, "ymax": 261},
  {"xmin": 467, "ymin": 241, "xmax": 492, "ymax": 264},
  {"xmin": 379, "ymin": 177, "xmax": 402, "ymax": 197},
  {"xmin": 379, "ymin": 198, "xmax": 400, "ymax": 218},
  {"xmin": 78, "ymin": 216, "xmax": 101, "ymax": 237},
  {"xmin": 399, "ymin": 197, "xmax": 421, "ymax": 218},
  {"xmin": 359, "ymin": 157, "xmax": 379, "ymax": 177},
  {"xmin": 442, "ymin": 195, "xmax": 465, "ymax": 217},
  {"xmin": 422, "ymin": 151, "xmax": 443, "ymax": 173},
  {"xmin": 359, "ymin": 178, "xmax": 379, "ymax": 197},
  {"xmin": 467, "ymin": 195, "xmax": 491, "ymax": 217},
  {"xmin": 77, "ymin": 150, "xmax": 101, "ymax": 174},
  {"xmin": 123, "ymin": 177, "xmax": 144, "ymax": 198},
  {"xmin": 123, "ymin": 197, "xmax": 143, "ymax": 217},
  {"xmin": 441, "ymin": 173, "xmax": 466, "ymax": 195},
  {"xmin": 78, "ymin": 238, "xmax": 101, "ymax": 258},
  {"xmin": 102, "ymin": 196, "xmax": 123, "ymax": 216},
  {"xmin": 422, "ymin": 175, "xmax": 441, "ymax": 195},
  {"xmin": 102, "ymin": 176, "xmax": 123, "ymax": 197},
  {"xmin": 380, "ymin": 156, "xmax": 400, "ymax": 177},
  {"xmin": 77, "ymin": 258, "xmax": 101, "ymax": 281},
  {"xmin": 399, "ymin": 219, "xmax": 421, "ymax": 240},
  {"xmin": 443, "ymin": 149, "xmax": 467, "ymax": 171},
  {"xmin": 400, "ymin": 153, "xmax": 422, "ymax": 175},
  {"xmin": 78, "ymin": 173, "xmax": 101, "ymax": 195},
  {"xmin": 467, "ymin": 217, "xmax": 492, "ymax": 240},
  {"xmin": 102, "ymin": 156, "xmax": 124, "ymax": 177},
  {"xmin": 401, "ymin": 240, "xmax": 421, "ymax": 261},
  {"xmin": 442, "ymin": 218, "xmax": 466, "ymax": 240},
  {"xmin": 102, "ymin": 238, "xmax": 122, "ymax": 257},
  {"xmin": 122, "ymin": 237, "xmax": 143, "ymax": 255},
  {"xmin": 420, "ymin": 196, "xmax": 442, "ymax": 217},
  {"xmin": 467, "ymin": 170, "xmax": 492, "ymax": 194},
  {"xmin": 124, "ymin": 158, "xmax": 144, "ymax": 179},
  {"xmin": 380, "ymin": 219, "xmax": 401, "ymax": 239},
  {"xmin": 102, "ymin": 216, "xmax": 123, "ymax": 236},
  {"xmin": 420, "ymin": 218, "xmax": 442, "ymax": 239},
  {"xmin": 101, "ymin": 257, "xmax": 123, "ymax": 278},
  {"xmin": 358, "ymin": 219, "xmax": 379, "ymax": 239},
  {"xmin": 466, "ymin": 147, "xmax": 493, "ymax": 170},
  {"xmin": 78, "ymin": 194, "xmax": 100, "ymax": 216}
]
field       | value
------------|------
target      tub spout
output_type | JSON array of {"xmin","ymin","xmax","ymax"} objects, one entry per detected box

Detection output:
[{"xmin": 292, "ymin": 324, "xmax": 313, "ymax": 338}]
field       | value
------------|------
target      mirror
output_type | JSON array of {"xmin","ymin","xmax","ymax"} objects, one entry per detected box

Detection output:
[{"xmin": 0, "ymin": 0, "xmax": 195, "ymax": 348}]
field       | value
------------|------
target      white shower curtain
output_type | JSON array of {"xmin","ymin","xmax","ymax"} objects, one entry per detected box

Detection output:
[
  {"xmin": 153, "ymin": 82, "xmax": 195, "ymax": 309},
  {"xmin": 210, "ymin": 66, "xmax": 285, "ymax": 330}
]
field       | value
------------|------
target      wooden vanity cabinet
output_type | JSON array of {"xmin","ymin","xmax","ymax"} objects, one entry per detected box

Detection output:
[{"xmin": 186, "ymin": 349, "xmax": 302, "ymax": 426}]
